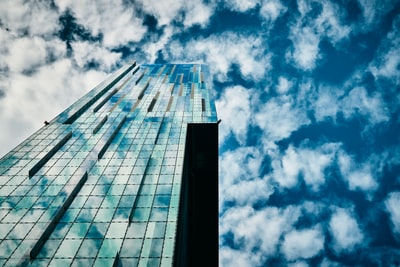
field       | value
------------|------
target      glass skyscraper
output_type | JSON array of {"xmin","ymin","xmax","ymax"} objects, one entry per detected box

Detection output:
[{"xmin": 0, "ymin": 62, "xmax": 219, "ymax": 266}]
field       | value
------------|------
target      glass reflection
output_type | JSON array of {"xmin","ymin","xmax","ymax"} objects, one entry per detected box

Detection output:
[{"xmin": 36, "ymin": 239, "xmax": 62, "ymax": 259}]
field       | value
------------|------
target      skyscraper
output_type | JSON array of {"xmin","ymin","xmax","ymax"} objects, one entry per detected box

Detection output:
[{"xmin": 0, "ymin": 62, "xmax": 219, "ymax": 266}]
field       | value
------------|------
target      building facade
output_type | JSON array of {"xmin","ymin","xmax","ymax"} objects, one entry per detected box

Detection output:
[{"xmin": 0, "ymin": 63, "xmax": 219, "ymax": 266}]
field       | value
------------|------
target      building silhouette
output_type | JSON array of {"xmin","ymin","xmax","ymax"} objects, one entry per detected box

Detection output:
[{"xmin": 0, "ymin": 62, "xmax": 219, "ymax": 266}]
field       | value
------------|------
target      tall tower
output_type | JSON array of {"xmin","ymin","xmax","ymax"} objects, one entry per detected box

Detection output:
[{"xmin": 0, "ymin": 63, "xmax": 219, "ymax": 266}]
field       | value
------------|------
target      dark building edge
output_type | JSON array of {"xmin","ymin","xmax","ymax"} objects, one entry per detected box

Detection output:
[{"xmin": 174, "ymin": 123, "xmax": 219, "ymax": 267}]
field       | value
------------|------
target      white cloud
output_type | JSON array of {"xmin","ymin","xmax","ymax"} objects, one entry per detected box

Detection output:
[
  {"xmin": 320, "ymin": 258, "xmax": 342, "ymax": 267},
  {"xmin": 341, "ymin": 87, "xmax": 389, "ymax": 124},
  {"xmin": 369, "ymin": 14, "xmax": 400, "ymax": 81},
  {"xmin": 220, "ymin": 205, "xmax": 301, "ymax": 266},
  {"xmin": 288, "ymin": 262, "xmax": 309, "ymax": 267},
  {"xmin": 5, "ymin": 37, "xmax": 66, "ymax": 73},
  {"xmin": 6, "ymin": 37, "xmax": 47, "ymax": 72},
  {"xmin": 142, "ymin": 27, "xmax": 176, "ymax": 63},
  {"xmin": 165, "ymin": 32, "xmax": 271, "ymax": 82},
  {"xmin": 292, "ymin": 145, "xmax": 336, "ymax": 190},
  {"xmin": 271, "ymin": 146, "xmax": 302, "ymax": 188},
  {"xmin": 0, "ymin": 2, "xmax": 126, "ymax": 158},
  {"xmin": 347, "ymin": 169, "xmax": 376, "ymax": 192},
  {"xmin": 357, "ymin": 0, "xmax": 398, "ymax": 29},
  {"xmin": 220, "ymin": 146, "xmax": 264, "ymax": 199},
  {"xmin": 276, "ymin": 76, "xmax": 293, "ymax": 94},
  {"xmin": 219, "ymin": 247, "xmax": 262, "ymax": 267},
  {"xmin": 225, "ymin": 0, "xmax": 259, "ymax": 12},
  {"xmin": 271, "ymin": 143, "xmax": 338, "ymax": 190},
  {"xmin": 55, "ymin": 0, "xmax": 146, "ymax": 47},
  {"xmin": 138, "ymin": 0, "xmax": 213, "ymax": 27},
  {"xmin": 313, "ymin": 86, "xmax": 341, "ymax": 122},
  {"xmin": 0, "ymin": 59, "xmax": 107, "ymax": 157},
  {"xmin": 224, "ymin": 177, "xmax": 274, "ymax": 207},
  {"xmin": 71, "ymin": 41, "xmax": 121, "ymax": 71},
  {"xmin": 337, "ymin": 151, "xmax": 378, "ymax": 193},
  {"xmin": 220, "ymin": 146, "xmax": 274, "ymax": 207},
  {"xmin": 183, "ymin": 1, "xmax": 214, "ymax": 27},
  {"xmin": 0, "ymin": 0, "xmax": 60, "ymax": 36},
  {"xmin": 357, "ymin": 0, "xmax": 377, "ymax": 26},
  {"xmin": 314, "ymin": 85, "xmax": 389, "ymax": 125},
  {"xmin": 314, "ymin": 1, "xmax": 351, "ymax": 43},
  {"xmin": 254, "ymin": 96, "xmax": 310, "ymax": 145},
  {"xmin": 220, "ymin": 147, "xmax": 262, "ymax": 184},
  {"xmin": 288, "ymin": 0, "xmax": 350, "ymax": 71},
  {"xmin": 385, "ymin": 192, "xmax": 400, "ymax": 236},
  {"xmin": 137, "ymin": 0, "xmax": 183, "ymax": 26},
  {"xmin": 347, "ymin": 167, "xmax": 377, "ymax": 192},
  {"xmin": 329, "ymin": 208, "xmax": 364, "ymax": 254},
  {"xmin": 371, "ymin": 46, "xmax": 400, "ymax": 80},
  {"xmin": 216, "ymin": 86, "xmax": 252, "ymax": 145},
  {"xmin": 282, "ymin": 226, "xmax": 324, "ymax": 260},
  {"xmin": 0, "ymin": 31, "xmax": 86, "ymax": 158},
  {"xmin": 288, "ymin": 26, "xmax": 320, "ymax": 71},
  {"xmin": 260, "ymin": 0, "xmax": 287, "ymax": 22}
]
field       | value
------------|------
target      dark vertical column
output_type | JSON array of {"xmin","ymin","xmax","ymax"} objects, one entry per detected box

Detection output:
[{"xmin": 174, "ymin": 123, "xmax": 219, "ymax": 267}]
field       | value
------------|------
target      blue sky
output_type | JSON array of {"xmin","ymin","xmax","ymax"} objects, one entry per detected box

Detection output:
[{"xmin": 0, "ymin": 0, "xmax": 400, "ymax": 266}]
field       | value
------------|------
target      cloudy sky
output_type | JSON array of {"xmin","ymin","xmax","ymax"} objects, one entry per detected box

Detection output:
[{"xmin": 1, "ymin": 0, "xmax": 400, "ymax": 265}]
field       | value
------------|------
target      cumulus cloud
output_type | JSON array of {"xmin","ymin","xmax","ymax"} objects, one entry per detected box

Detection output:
[
  {"xmin": 224, "ymin": 177, "xmax": 274, "ymax": 208},
  {"xmin": 220, "ymin": 205, "xmax": 301, "ymax": 266},
  {"xmin": 220, "ymin": 147, "xmax": 263, "ymax": 185},
  {"xmin": 276, "ymin": 76, "xmax": 293, "ymax": 94},
  {"xmin": 0, "ymin": 21, "xmax": 66, "ymax": 158},
  {"xmin": 313, "ymin": 86, "xmax": 341, "ymax": 122},
  {"xmin": 288, "ymin": 0, "xmax": 350, "ymax": 70},
  {"xmin": 141, "ymin": 27, "xmax": 176, "ymax": 63},
  {"xmin": 270, "ymin": 143, "xmax": 338, "ymax": 190},
  {"xmin": 226, "ymin": 0, "xmax": 287, "ymax": 30},
  {"xmin": 314, "ymin": 85, "xmax": 389, "ymax": 125},
  {"xmin": 138, "ymin": 0, "xmax": 183, "ymax": 26},
  {"xmin": 0, "ymin": 0, "xmax": 60, "ymax": 36},
  {"xmin": 55, "ymin": 0, "xmax": 146, "ymax": 47},
  {"xmin": 137, "ymin": 0, "xmax": 213, "ymax": 27},
  {"xmin": 313, "ymin": 0, "xmax": 351, "ymax": 43},
  {"xmin": 0, "ymin": 1, "xmax": 130, "ymax": 158},
  {"xmin": 357, "ymin": 0, "xmax": 399, "ymax": 29},
  {"xmin": 271, "ymin": 146, "xmax": 304, "ymax": 188},
  {"xmin": 183, "ymin": 1, "xmax": 214, "ymax": 27},
  {"xmin": 371, "ymin": 44, "xmax": 400, "ymax": 81},
  {"xmin": 369, "ymin": 14, "xmax": 400, "ymax": 82},
  {"xmin": 288, "ymin": 262, "xmax": 309, "ymax": 267},
  {"xmin": 337, "ymin": 151, "xmax": 378, "ymax": 194},
  {"xmin": 385, "ymin": 192, "xmax": 400, "ymax": 236},
  {"xmin": 296, "ymin": 0, "xmax": 350, "ymax": 43},
  {"xmin": 282, "ymin": 226, "xmax": 324, "ymax": 260},
  {"xmin": 0, "ymin": 59, "xmax": 107, "ymax": 157},
  {"xmin": 165, "ymin": 32, "xmax": 271, "ymax": 82},
  {"xmin": 260, "ymin": 0, "xmax": 287, "ymax": 22},
  {"xmin": 225, "ymin": 0, "xmax": 259, "ymax": 12},
  {"xmin": 320, "ymin": 258, "xmax": 343, "ymax": 267},
  {"xmin": 219, "ymin": 247, "xmax": 262, "ymax": 267},
  {"xmin": 71, "ymin": 41, "xmax": 121, "ymax": 71},
  {"xmin": 5, "ymin": 37, "xmax": 66, "ymax": 73},
  {"xmin": 329, "ymin": 208, "xmax": 364, "ymax": 254},
  {"xmin": 219, "ymin": 146, "xmax": 271, "ymax": 208},
  {"xmin": 341, "ymin": 87, "xmax": 389, "ymax": 124},
  {"xmin": 254, "ymin": 96, "xmax": 310, "ymax": 146},
  {"xmin": 288, "ymin": 26, "xmax": 320, "ymax": 70},
  {"xmin": 216, "ymin": 86, "xmax": 252, "ymax": 145}
]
